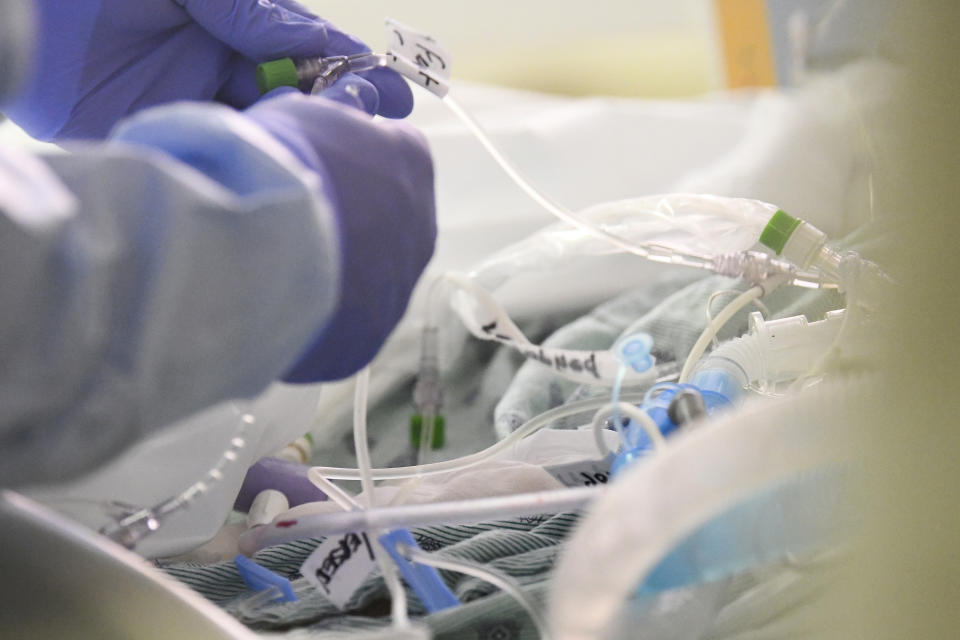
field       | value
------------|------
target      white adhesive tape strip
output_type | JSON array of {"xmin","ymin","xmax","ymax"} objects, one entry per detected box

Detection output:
[
  {"xmin": 385, "ymin": 18, "xmax": 452, "ymax": 97},
  {"xmin": 444, "ymin": 273, "xmax": 656, "ymax": 386}
]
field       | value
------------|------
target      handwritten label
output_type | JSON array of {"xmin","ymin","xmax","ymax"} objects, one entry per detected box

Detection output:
[
  {"xmin": 301, "ymin": 531, "xmax": 378, "ymax": 610},
  {"xmin": 384, "ymin": 18, "xmax": 452, "ymax": 97},
  {"xmin": 545, "ymin": 455, "xmax": 615, "ymax": 488},
  {"xmin": 446, "ymin": 273, "xmax": 656, "ymax": 386}
]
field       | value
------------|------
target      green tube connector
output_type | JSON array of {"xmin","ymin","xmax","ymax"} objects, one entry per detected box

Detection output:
[
  {"xmin": 256, "ymin": 58, "xmax": 299, "ymax": 94},
  {"xmin": 410, "ymin": 414, "xmax": 446, "ymax": 449},
  {"xmin": 759, "ymin": 210, "xmax": 803, "ymax": 256}
]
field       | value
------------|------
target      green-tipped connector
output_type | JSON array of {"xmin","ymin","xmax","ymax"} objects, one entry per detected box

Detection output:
[
  {"xmin": 410, "ymin": 414, "xmax": 446, "ymax": 449},
  {"xmin": 759, "ymin": 210, "xmax": 803, "ymax": 255},
  {"xmin": 256, "ymin": 58, "xmax": 299, "ymax": 94}
]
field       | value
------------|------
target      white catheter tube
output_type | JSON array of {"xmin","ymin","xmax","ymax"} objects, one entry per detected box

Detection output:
[
  {"xmin": 238, "ymin": 486, "xmax": 598, "ymax": 554},
  {"xmin": 679, "ymin": 285, "xmax": 765, "ymax": 384}
]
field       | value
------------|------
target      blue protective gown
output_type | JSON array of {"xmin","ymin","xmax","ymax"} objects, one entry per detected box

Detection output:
[{"xmin": 0, "ymin": 102, "xmax": 342, "ymax": 486}]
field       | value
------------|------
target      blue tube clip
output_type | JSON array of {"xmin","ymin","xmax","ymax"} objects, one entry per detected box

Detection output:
[
  {"xmin": 379, "ymin": 529, "xmax": 460, "ymax": 613},
  {"xmin": 234, "ymin": 554, "xmax": 297, "ymax": 604}
]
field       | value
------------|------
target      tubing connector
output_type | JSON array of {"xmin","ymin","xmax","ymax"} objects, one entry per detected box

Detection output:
[
  {"xmin": 691, "ymin": 309, "xmax": 846, "ymax": 398},
  {"xmin": 411, "ymin": 326, "xmax": 445, "ymax": 449},
  {"xmin": 711, "ymin": 251, "xmax": 797, "ymax": 288},
  {"xmin": 759, "ymin": 210, "xmax": 844, "ymax": 282}
]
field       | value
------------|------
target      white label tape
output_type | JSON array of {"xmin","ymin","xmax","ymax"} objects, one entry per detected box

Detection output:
[
  {"xmin": 545, "ymin": 455, "xmax": 615, "ymax": 488},
  {"xmin": 384, "ymin": 18, "xmax": 452, "ymax": 97},
  {"xmin": 300, "ymin": 531, "xmax": 378, "ymax": 610},
  {"xmin": 445, "ymin": 273, "xmax": 656, "ymax": 386}
]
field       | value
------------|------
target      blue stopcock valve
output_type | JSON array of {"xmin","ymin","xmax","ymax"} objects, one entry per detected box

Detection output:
[{"xmin": 610, "ymin": 383, "xmax": 732, "ymax": 477}]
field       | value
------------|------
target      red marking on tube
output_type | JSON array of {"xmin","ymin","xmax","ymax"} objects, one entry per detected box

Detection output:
[{"xmin": 275, "ymin": 520, "xmax": 298, "ymax": 528}]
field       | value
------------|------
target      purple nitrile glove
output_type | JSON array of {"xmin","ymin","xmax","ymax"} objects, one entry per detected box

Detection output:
[
  {"xmin": 234, "ymin": 457, "xmax": 327, "ymax": 512},
  {"xmin": 2, "ymin": 0, "xmax": 413, "ymax": 141},
  {"xmin": 244, "ymin": 91, "xmax": 436, "ymax": 382}
]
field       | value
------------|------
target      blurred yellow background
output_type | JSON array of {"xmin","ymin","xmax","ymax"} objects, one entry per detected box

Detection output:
[{"xmin": 299, "ymin": 0, "xmax": 723, "ymax": 97}]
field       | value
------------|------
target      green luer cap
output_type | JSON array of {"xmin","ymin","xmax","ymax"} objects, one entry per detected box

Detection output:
[
  {"xmin": 256, "ymin": 58, "xmax": 299, "ymax": 94},
  {"xmin": 410, "ymin": 413, "xmax": 446, "ymax": 449},
  {"xmin": 759, "ymin": 209, "xmax": 803, "ymax": 255}
]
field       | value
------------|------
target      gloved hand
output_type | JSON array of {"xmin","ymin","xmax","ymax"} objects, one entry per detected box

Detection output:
[
  {"xmin": 244, "ymin": 91, "xmax": 436, "ymax": 382},
  {"xmin": 2, "ymin": 0, "xmax": 413, "ymax": 141}
]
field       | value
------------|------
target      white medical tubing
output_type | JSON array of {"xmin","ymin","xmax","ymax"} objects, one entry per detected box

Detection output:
[
  {"xmin": 706, "ymin": 290, "xmax": 770, "ymax": 349},
  {"xmin": 591, "ymin": 403, "xmax": 665, "ymax": 457},
  {"xmin": 238, "ymin": 487, "xmax": 598, "ymax": 553},
  {"xmin": 376, "ymin": 526, "xmax": 410, "ymax": 628},
  {"xmin": 679, "ymin": 275, "xmax": 788, "ymax": 384},
  {"xmin": 352, "ymin": 367, "xmax": 410, "ymax": 630},
  {"xmin": 442, "ymin": 95, "xmax": 717, "ymax": 271},
  {"xmin": 235, "ymin": 582, "xmax": 302, "ymax": 617},
  {"xmin": 444, "ymin": 127, "xmax": 840, "ymax": 284},
  {"xmin": 353, "ymin": 369, "xmax": 375, "ymax": 507},
  {"xmin": 306, "ymin": 468, "xmax": 363, "ymax": 511},
  {"xmin": 679, "ymin": 286, "xmax": 764, "ymax": 384},
  {"xmin": 308, "ymin": 465, "xmax": 411, "ymax": 627},
  {"xmin": 310, "ymin": 393, "xmax": 649, "ymax": 481},
  {"xmin": 404, "ymin": 547, "xmax": 552, "ymax": 640},
  {"xmin": 592, "ymin": 411, "xmax": 616, "ymax": 458}
]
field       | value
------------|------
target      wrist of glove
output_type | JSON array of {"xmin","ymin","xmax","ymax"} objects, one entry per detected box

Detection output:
[{"xmin": 244, "ymin": 93, "xmax": 436, "ymax": 382}]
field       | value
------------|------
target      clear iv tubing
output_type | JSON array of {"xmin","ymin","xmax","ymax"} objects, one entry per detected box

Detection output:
[
  {"xmin": 101, "ymin": 405, "xmax": 254, "ymax": 549},
  {"xmin": 354, "ymin": 368, "xmax": 377, "ymax": 503},
  {"xmin": 403, "ymin": 547, "xmax": 552, "ymax": 640},
  {"xmin": 344, "ymin": 53, "xmax": 386, "ymax": 73},
  {"xmin": 591, "ymin": 402, "xmax": 665, "ymax": 458},
  {"xmin": 354, "ymin": 367, "xmax": 411, "ymax": 630},
  {"xmin": 441, "ymin": 95, "xmax": 716, "ymax": 272},
  {"xmin": 310, "ymin": 392, "xmax": 649, "ymax": 482}
]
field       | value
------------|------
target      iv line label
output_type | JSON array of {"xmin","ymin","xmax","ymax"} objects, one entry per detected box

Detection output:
[
  {"xmin": 546, "ymin": 455, "xmax": 615, "ymax": 488},
  {"xmin": 301, "ymin": 531, "xmax": 378, "ymax": 610},
  {"xmin": 446, "ymin": 273, "xmax": 656, "ymax": 386},
  {"xmin": 385, "ymin": 18, "xmax": 452, "ymax": 97}
]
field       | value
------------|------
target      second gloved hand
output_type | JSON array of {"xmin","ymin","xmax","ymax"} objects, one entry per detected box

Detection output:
[{"xmin": 245, "ymin": 93, "xmax": 436, "ymax": 382}]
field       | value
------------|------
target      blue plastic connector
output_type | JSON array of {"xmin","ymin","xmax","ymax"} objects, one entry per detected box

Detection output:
[
  {"xmin": 378, "ymin": 529, "xmax": 460, "ymax": 613},
  {"xmin": 615, "ymin": 333, "xmax": 654, "ymax": 373},
  {"xmin": 690, "ymin": 369, "xmax": 742, "ymax": 404},
  {"xmin": 610, "ymin": 383, "xmax": 732, "ymax": 477},
  {"xmin": 234, "ymin": 554, "xmax": 297, "ymax": 603}
]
